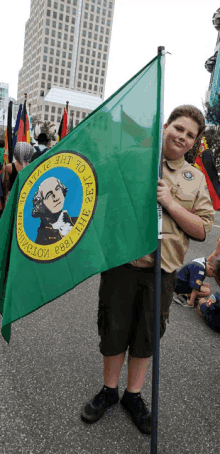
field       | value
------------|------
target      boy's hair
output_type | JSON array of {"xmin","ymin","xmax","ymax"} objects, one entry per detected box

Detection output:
[
  {"xmin": 167, "ymin": 105, "xmax": 205, "ymax": 139},
  {"xmin": 209, "ymin": 257, "xmax": 220, "ymax": 278}
]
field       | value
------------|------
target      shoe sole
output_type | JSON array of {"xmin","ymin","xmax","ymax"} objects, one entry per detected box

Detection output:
[
  {"xmin": 120, "ymin": 400, "xmax": 151, "ymax": 435},
  {"xmin": 173, "ymin": 297, "xmax": 193, "ymax": 307}
]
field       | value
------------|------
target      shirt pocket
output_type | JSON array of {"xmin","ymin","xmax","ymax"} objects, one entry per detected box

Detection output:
[{"xmin": 172, "ymin": 187, "xmax": 195, "ymax": 211}]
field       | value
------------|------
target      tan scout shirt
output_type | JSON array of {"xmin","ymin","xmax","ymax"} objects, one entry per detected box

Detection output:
[{"xmin": 131, "ymin": 157, "xmax": 215, "ymax": 273}]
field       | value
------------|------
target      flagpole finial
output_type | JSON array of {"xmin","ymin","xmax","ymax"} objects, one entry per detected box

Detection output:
[
  {"xmin": 66, "ymin": 101, "xmax": 69, "ymax": 112},
  {"xmin": 24, "ymin": 93, "xmax": 27, "ymax": 100},
  {"xmin": 158, "ymin": 46, "xmax": 165, "ymax": 54}
]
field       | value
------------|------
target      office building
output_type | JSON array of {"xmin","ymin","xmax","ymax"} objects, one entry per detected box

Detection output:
[{"xmin": 17, "ymin": 0, "xmax": 115, "ymax": 134}]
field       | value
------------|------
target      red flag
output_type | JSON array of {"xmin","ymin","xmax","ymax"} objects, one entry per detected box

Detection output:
[
  {"xmin": 194, "ymin": 136, "xmax": 220, "ymax": 210},
  {"xmin": 17, "ymin": 99, "xmax": 30, "ymax": 143},
  {"xmin": 57, "ymin": 109, "xmax": 68, "ymax": 142}
]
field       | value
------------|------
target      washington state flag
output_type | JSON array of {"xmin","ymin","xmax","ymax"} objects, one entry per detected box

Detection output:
[{"xmin": 0, "ymin": 54, "xmax": 162, "ymax": 342}]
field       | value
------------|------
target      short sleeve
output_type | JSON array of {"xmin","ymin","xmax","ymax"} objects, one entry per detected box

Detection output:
[
  {"xmin": 189, "ymin": 264, "xmax": 205, "ymax": 289},
  {"xmin": 192, "ymin": 174, "xmax": 215, "ymax": 237}
]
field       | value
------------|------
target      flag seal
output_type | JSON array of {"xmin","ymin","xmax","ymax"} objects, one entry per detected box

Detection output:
[{"xmin": 16, "ymin": 151, "xmax": 98, "ymax": 262}]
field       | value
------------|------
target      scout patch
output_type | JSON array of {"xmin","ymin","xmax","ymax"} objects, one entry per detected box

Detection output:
[
  {"xmin": 206, "ymin": 294, "xmax": 216, "ymax": 307},
  {"xmin": 182, "ymin": 170, "xmax": 194, "ymax": 181},
  {"xmin": 196, "ymin": 280, "xmax": 202, "ymax": 286}
]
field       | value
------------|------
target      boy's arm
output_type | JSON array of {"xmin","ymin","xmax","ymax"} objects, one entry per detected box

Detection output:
[
  {"xmin": 157, "ymin": 180, "xmax": 205, "ymax": 240},
  {"xmin": 187, "ymin": 288, "xmax": 198, "ymax": 306}
]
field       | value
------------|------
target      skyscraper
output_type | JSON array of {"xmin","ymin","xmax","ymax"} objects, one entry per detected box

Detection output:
[{"xmin": 17, "ymin": 0, "xmax": 115, "ymax": 133}]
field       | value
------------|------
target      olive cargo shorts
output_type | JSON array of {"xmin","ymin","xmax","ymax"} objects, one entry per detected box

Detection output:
[{"xmin": 98, "ymin": 264, "xmax": 176, "ymax": 358}]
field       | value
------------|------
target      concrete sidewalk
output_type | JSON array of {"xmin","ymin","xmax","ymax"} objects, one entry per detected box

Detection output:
[
  {"xmin": 1, "ymin": 212, "xmax": 220, "ymax": 453},
  {"xmin": 1, "ymin": 270, "xmax": 220, "ymax": 454}
]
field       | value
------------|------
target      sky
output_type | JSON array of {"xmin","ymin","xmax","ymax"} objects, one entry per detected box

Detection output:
[{"xmin": 0, "ymin": 0, "xmax": 219, "ymax": 122}]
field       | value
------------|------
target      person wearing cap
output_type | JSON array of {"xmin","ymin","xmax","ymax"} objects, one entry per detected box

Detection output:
[
  {"xmin": 2, "ymin": 142, "xmax": 35, "ymax": 208},
  {"xmin": 30, "ymin": 133, "xmax": 50, "ymax": 163}
]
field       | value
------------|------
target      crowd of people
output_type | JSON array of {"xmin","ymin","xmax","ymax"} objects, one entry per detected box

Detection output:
[
  {"xmin": 0, "ymin": 133, "xmax": 50, "ymax": 215},
  {"xmin": 0, "ymin": 105, "xmax": 219, "ymax": 436}
]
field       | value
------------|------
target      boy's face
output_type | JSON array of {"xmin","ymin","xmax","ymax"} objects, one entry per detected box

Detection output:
[
  {"xmin": 206, "ymin": 262, "xmax": 216, "ymax": 278},
  {"xmin": 163, "ymin": 116, "xmax": 199, "ymax": 161}
]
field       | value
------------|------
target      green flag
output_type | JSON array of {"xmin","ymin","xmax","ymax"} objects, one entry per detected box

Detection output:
[{"xmin": 0, "ymin": 54, "xmax": 162, "ymax": 342}]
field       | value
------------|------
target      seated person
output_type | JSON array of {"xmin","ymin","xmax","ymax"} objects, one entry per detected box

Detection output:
[
  {"xmin": 173, "ymin": 238, "xmax": 220, "ymax": 307},
  {"xmin": 197, "ymin": 292, "xmax": 220, "ymax": 331}
]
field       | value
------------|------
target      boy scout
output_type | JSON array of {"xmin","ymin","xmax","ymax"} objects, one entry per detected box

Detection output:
[{"xmin": 81, "ymin": 105, "xmax": 214, "ymax": 435}]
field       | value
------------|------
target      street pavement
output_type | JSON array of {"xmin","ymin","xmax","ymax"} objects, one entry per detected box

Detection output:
[{"xmin": 1, "ymin": 212, "xmax": 220, "ymax": 454}]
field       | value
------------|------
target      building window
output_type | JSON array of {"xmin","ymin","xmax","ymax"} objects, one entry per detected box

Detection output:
[
  {"xmin": 57, "ymin": 116, "xmax": 61, "ymax": 122},
  {"xmin": 51, "ymin": 115, "xmax": 55, "ymax": 121},
  {"xmin": 42, "ymin": 73, "xmax": 46, "ymax": 80},
  {"xmin": 82, "ymin": 112, "xmax": 86, "ymax": 119},
  {"xmin": 51, "ymin": 39, "xmax": 55, "ymax": 46},
  {"xmin": 67, "ymin": 62, "xmax": 71, "ymax": 68},
  {"xmin": 59, "ymin": 13, "xmax": 63, "ymax": 20},
  {"xmin": 94, "ymin": 85, "xmax": 97, "ymax": 91},
  {"xmin": 56, "ymin": 50, "xmax": 60, "ymax": 56},
  {"xmin": 62, "ymin": 51, "xmax": 66, "ymax": 58},
  {"xmin": 64, "ymin": 33, "xmax": 68, "ymax": 40},
  {"xmin": 66, "ymin": 6, "xmax": 70, "ymax": 12},
  {"xmin": 63, "ymin": 42, "xmax": 67, "ymax": 49},
  {"xmin": 60, "ymin": 77, "xmax": 64, "ymax": 83},
  {"xmin": 83, "ymin": 21, "xmax": 87, "ymax": 28},
  {"xmin": 56, "ymin": 58, "xmax": 59, "ymax": 65},
  {"xmin": 65, "ymin": 25, "xmax": 69, "ymax": 31},
  {"xmin": 80, "ymin": 56, "xmax": 84, "ymax": 62},
  {"xmin": 52, "ymin": 21, "xmax": 57, "ymax": 27},
  {"xmin": 46, "ymin": 19, "xmax": 50, "ymax": 25},
  {"xmin": 52, "ymin": 30, "xmax": 56, "ymax": 37},
  {"xmin": 49, "ymin": 66, "xmax": 53, "ymax": 72},
  {"xmin": 61, "ymin": 68, "xmax": 65, "ymax": 75},
  {"xmin": 45, "ymin": 105, "xmax": 49, "ymax": 112},
  {"xmin": 89, "ymin": 76, "xmax": 93, "ymax": 82},
  {"xmin": 42, "ymin": 64, "xmax": 46, "ymax": 71},
  {"xmin": 45, "ymin": 37, "xmax": 49, "ymax": 43},
  {"xmin": 93, "ymin": 42, "xmax": 97, "ymax": 49},
  {"xmin": 58, "ymin": 108, "xmax": 62, "ymax": 114},
  {"xmin": 62, "ymin": 60, "xmax": 66, "ymax": 66},
  {"xmin": 67, "ymin": 70, "xmax": 70, "ymax": 76},
  {"xmin": 44, "ymin": 113, "xmax": 48, "ymax": 120},
  {"xmin": 66, "ymin": 79, "xmax": 70, "ymax": 84},
  {"xmin": 54, "ymin": 2, "xmax": 58, "ymax": 8},
  {"xmin": 76, "ymin": 111, "xmax": 80, "ymax": 118},
  {"xmin": 88, "ymin": 84, "xmax": 92, "ymax": 90},
  {"xmin": 53, "ymin": 11, "xmax": 57, "ymax": 18},
  {"xmin": 50, "ymin": 48, "xmax": 54, "ymax": 55},
  {"xmin": 84, "ymin": 74, "xmax": 88, "ymax": 81},
  {"xmin": 41, "ymin": 83, "xmax": 45, "ymax": 88},
  {"xmin": 70, "ymin": 28, "xmax": 74, "ymax": 35},
  {"xmin": 58, "ymin": 32, "xmax": 62, "ymax": 38},
  {"xmin": 77, "ymin": 81, "xmax": 81, "ymax": 87},
  {"xmin": 75, "ymin": 120, "xmax": 79, "ymax": 125},
  {"xmin": 45, "ymin": 28, "xmax": 49, "ymax": 35},
  {"xmin": 78, "ymin": 73, "xmax": 82, "ymax": 79},
  {"xmin": 47, "ymin": 0, "xmax": 51, "ymax": 5},
  {"xmin": 47, "ymin": 9, "xmax": 51, "ymax": 16},
  {"xmin": 68, "ymin": 53, "xmax": 72, "ymax": 59},
  {"xmin": 84, "ymin": 12, "xmax": 88, "ymax": 19},
  {"xmin": 71, "ymin": 17, "xmax": 75, "ymax": 24},
  {"xmin": 83, "ymin": 83, "xmax": 87, "ymax": 89},
  {"xmin": 59, "ymin": 23, "xmax": 62, "ymax": 29},
  {"xmin": 52, "ymin": 106, "xmax": 56, "ymax": 113},
  {"xmin": 102, "ymin": 9, "xmax": 106, "ymax": 15},
  {"xmin": 69, "ymin": 44, "xmax": 73, "ymax": 50},
  {"xmin": 49, "ymin": 57, "xmax": 53, "ymax": 63},
  {"xmin": 43, "ymin": 55, "xmax": 47, "ymax": 62},
  {"xmin": 99, "ymin": 44, "xmax": 102, "ymax": 50},
  {"xmin": 108, "ymin": 11, "xmax": 111, "ymax": 18},
  {"xmin": 81, "ymin": 48, "xmax": 84, "ymax": 54},
  {"xmin": 54, "ymin": 76, "xmax": 58, "ymax": 82}
]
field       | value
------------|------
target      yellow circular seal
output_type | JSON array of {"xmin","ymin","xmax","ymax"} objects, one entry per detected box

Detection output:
[{"xmin": 16, "ymin": 151, "xmax": 98, "ymax": 262}]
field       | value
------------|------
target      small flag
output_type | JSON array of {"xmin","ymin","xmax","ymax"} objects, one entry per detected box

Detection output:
[
  {"xmin": 7, "ymin": 101, "xmax": 13, "ymax": 163},
  {"xmin": 0, "ymin": 54, "xmax": 162, "ymax": 342},
  {"xmin": 194, "ymin": 136, "xmax": 220, "ymax": 210},
  {"xmin": 13, "ymin": 104, "xmax": 22, "ymax": 159},
  {"xmin": 57, "ymin": 109, "xmax": 68, "ymax": 142},
  {"xmin": 17, "ymin": 99, "xmax": 30, "ymax": 143}
]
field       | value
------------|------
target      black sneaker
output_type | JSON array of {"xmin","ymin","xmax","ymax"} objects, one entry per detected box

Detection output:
[
  {"xmin": 173, "ymin": 293, "xmax": 191, "ymax": 307},
  {"xmin": 120, "ymin": 389, "xmax": 151, "ymax": 435},
  {"xmin": 81, "ymin": 385, "xmax": 119, "ymax": 423}
]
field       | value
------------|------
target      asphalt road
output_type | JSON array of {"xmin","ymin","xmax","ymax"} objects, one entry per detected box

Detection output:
[{"xmin": 1, "ymin": 212, "xmax": 220, "ymax": 454}]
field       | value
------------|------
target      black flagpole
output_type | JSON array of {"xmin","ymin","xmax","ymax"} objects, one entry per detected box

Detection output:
[{"xmin": 151, "ymin": 46, "xmax": 165, "ymax": 454}]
